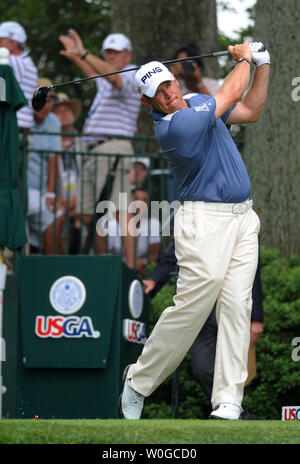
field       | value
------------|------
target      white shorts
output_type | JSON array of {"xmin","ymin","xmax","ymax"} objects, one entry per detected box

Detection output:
[{"xmin": 27, "ymin": 189, "xmax": 64, "ymax": 247}]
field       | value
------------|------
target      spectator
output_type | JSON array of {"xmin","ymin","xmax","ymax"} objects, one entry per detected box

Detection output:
[
  {"xmin": 170, "ymin": 43, "xmax": 220, "ymax": 96},
  {"xmin": 128, "ymin": 157, "xmax": 150, "ymax": 189},
  {"xmin": 53, "ymin": 92, "xmax": 83, "ymax": 253},
  {"xmin": 98, "ymin": 188, "xmax": 160, "ymax": 277},
  {"xmin": 0, "ymin": 21, "xmax": 38, "ymax": 130},
  {"xmin": 59, "ymin": 29, "xmax": 141, "ymax": 267},
  {"xmin": 27, "ymin": 78, "xmax": 65, "ymax": 254}
]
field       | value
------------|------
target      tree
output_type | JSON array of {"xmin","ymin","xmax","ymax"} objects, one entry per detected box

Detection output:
[
  {"xmin": 242, "ymin": 0, "xmax": 300, "ymax": 258},
  {"xmin": 110, "ymin": 0, "xmax": 220, "ymax": 140}
]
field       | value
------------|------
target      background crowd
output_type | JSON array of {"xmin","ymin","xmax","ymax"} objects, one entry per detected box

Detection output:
[{"xmin": 0, "ymin": 20, "xmax": 220, "ymax": 278}]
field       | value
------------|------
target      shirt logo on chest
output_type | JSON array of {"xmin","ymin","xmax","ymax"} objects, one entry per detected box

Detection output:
[{"xmin": 194, "ymin": 103, "xmax": 210, "ymax": 112}]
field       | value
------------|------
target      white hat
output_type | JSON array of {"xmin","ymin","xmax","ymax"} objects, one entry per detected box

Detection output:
[
  {"xmin": 101, "ymin": 33, "xmax": 131, "ymax": 52},
  {"xmin": 0, "ymin": 21, "xmax": 27, "ymax": 43},
  {"xmin": 132, "ymin": 157, "xmax": 150, "ymax": 168},
  {"xmin": 135, "ymin": 61, "xmax": 174, "ymax": 98}
]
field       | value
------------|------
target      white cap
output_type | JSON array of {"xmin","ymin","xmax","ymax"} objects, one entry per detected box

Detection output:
[
  {"xmin": 135, "ymin": 61, "xmax": 174, "ymax": 98},
  {"xmin": 0, "ymin": 21, "xmax": 27, "ymax": 43},
  {"xmin": 132, "ymin": 157, "xmax": 150, "ymax": 168},
  {"xmin": 101, "ymin": 33, "xmax": 131, "ymax": 52}
]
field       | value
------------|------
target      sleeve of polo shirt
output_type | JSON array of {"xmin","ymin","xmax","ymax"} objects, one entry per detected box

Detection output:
[
  {"xmin": 221, "ymin": 103, "xmax": 237, "ymax": 124},
  {"xmin": 167, "ymin": 97, "xmax": 216, "ymax": 150}
]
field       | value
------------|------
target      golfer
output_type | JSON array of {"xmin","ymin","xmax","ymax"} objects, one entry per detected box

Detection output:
[{"xmin": 121, "ymin": 41, "xmax": 270, "ymax": 420}]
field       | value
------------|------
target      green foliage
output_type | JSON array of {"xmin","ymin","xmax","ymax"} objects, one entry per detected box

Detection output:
[
  {"xmin": 243, "ymin": 247, "xmax": 300, "ymax": 419},
  {"xmin": 143, "ymin": 246, "xmax": 300, "ymax": 420}
]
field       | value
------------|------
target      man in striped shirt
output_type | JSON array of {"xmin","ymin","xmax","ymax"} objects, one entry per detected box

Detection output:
[
  {"xmin": 0, "ymin": 21, "xmax": 38, "ymax": 129},
  {"xmin": 60, "ymin": 29, "xmax": 141, "ymax": 267}
]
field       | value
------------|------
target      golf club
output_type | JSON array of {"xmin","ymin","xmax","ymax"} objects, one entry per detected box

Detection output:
[
  {"xmin": 32, "ymin": 43, "xmax": 266, "ymax": 112},
  {"xmin": 31, "ymin": 50, "xmax": 230, "ymax": 112}
]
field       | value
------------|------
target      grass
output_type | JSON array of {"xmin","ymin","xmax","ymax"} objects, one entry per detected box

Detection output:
[{"xmin": 0, "ymin": 419, "xmax": 299, "ymax": 445}]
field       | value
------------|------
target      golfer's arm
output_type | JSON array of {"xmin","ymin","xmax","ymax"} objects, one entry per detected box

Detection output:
[
  {"xmin": 226, "ymin": 64, "xmax": 270, "ymax": 124},
  {"xmin": 214, "ymin": 61, "xmax": 252, "ymax": 119}
]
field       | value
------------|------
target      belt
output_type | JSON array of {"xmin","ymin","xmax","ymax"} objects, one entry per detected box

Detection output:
[
  {"xmin": 181, "ymin": 199, "xmax": 253, "ymax": 214},
  {"xmin": 87, "ymin": 140, "xmax": 105, "ymax": 151}
]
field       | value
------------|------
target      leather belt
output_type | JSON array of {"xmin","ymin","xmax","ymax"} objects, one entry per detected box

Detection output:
[
  {"xmin": 87, "ymin": 140, "xmax": 105, "ymax": 151},
  {"xmin": 181, "ymin": 199, "xmax": 253, "ymax": 214}
]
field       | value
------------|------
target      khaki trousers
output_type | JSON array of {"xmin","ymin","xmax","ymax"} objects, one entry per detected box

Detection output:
[
  {"xmin": 77, "ymin": 139, "xmax": 134, "ymax": 215},
  {"xmin": 128, "ymin": 201, "xmax": 260, "ymax": 409}
]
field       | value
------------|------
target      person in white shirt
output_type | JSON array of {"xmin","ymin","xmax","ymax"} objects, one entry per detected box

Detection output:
[
  {"xmin": 0, "ymin": 21, "xmax": 37, "ymax": 129},
  {"xmin": 59, "ymin": 30, "xmax": 141, "ymax": 268},
  {"xmin": 53, "ymin": 92, "xmax": 83, "ymax": 253},
  {"xmin": 169, "ymin": 43, "xmax": 220, "ymax": 97}
]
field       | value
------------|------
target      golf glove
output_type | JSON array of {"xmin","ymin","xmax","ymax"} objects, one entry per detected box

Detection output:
[{"xmin": 250, "ymin": 41, "xmax": 270, "ymax": 66}]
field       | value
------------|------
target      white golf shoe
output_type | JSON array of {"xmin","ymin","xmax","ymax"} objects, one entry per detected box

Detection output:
[
  {"xmin": 120, "ymin": 365, "xmax": 144, "ymax": 420},
  {"xmin": 209, "ymin": 402, "xmax": 242, "ymax": 420}
]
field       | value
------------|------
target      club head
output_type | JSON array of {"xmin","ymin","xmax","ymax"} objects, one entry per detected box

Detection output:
[{"xmin": 31, "ymin": 86, "xmax": 51, "ymax": 112}]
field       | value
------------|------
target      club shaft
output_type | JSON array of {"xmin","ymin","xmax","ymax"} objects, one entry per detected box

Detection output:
[{"xmin": 49, "ymin": 50, "xmax": 230, "ymax": 92}]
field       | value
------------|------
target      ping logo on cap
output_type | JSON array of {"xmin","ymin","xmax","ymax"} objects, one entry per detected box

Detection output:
[{"xmin": 141, "ymin": 67, "xmax": 163, "ymax": 84}]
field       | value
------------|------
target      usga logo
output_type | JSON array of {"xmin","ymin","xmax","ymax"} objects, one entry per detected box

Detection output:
[
  {"xmin": 123, "ymin": 319, "xmax": 147, "ymax": 345},
  {"xmin": 35, "ymin": 276, "xmax": 100, "ymax": 339},
  {"xmin": 282, "ymin": 406, "xmax": 300, "ymax": 421}
]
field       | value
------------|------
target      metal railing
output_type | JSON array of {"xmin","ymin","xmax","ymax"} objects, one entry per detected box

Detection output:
[{"xmin": 19, "ymin": 130, "xmax": 173, "ymax": 274}]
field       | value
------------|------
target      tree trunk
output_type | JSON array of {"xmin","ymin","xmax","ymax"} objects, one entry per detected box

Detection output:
[
  {"xmin": 111, "ymin": 0, "xmax": 219, "ymax": 141},
  {"xmin": 243, "ymin": 0, "xmax": 300, "ymax": 258}
]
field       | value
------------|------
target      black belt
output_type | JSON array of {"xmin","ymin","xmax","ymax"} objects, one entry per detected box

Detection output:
[{"xmin": 87, "ymin": 140, "xmax": 105, "ymax": 151}]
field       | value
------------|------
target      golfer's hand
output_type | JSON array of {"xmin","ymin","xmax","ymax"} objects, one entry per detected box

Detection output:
[
  {"xmin": 250, "ymin": 42, "xmax": 270, "ymax": 66},
  {"xmin": 250, "ymin": 321, "xmax": 264, "ymax": 346},
  {"xmin": 143, "ymin": 280, "xmax": 156, "ymax": 294},
  {"xmin": 228, "ymin": 40, "xmax": 252, "ymax": 62}
]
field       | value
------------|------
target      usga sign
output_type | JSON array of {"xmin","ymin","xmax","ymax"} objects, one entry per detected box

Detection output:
[
  {"xmin": 35, "ymin": 315, "xmax": 100, "ymax": 339},
  {"xmin": 35, "ymin": 276, "xmax": 100, "ymax": 339},
  {"xmin": 282, "ymin": 406, "xmax": 300, "ymax": 421},
  {"xmin": 123, "ymin": 319, "xmax": 147, "ymax": 344}
]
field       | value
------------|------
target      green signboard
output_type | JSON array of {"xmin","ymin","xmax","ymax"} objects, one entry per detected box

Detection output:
[
  {"xmin": 20, "ymin": 255, "xmax": 123, "ymax": 368},
  {"xmin": 2, "ymin": 255, "xmax": 150, "ymax": 418}
]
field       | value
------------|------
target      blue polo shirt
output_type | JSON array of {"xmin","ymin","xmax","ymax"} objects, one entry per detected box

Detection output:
[{"xmin": 151, "ymin": 93, "xmax": 251, "ymax": 203}]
